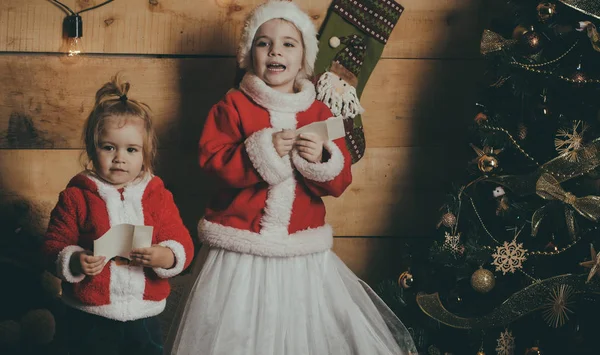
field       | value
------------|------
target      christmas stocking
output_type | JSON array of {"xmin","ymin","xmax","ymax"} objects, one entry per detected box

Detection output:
[{"xmin": 315, "ymin": 0, "xmax": 404, "ymax": 164}]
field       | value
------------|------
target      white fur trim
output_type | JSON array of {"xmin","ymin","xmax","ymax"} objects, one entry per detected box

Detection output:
[
  {"xmin": 199, "ymin": 219, "xmax": 333, "ymax": 257},
  {"xmin": 62, "ymin": 293, "xmax": 166, "ymax": 322},
  {"xmin": 240, "ymin": 73, "xmax": 315, "ymax": 113},
  {"xmin": 56, "ymin": 245, "xmax": 86, "ymax": 283},
  {"xmin": 86, "ymin": 173, "xmax": 151, "ymax": 227},
  {"xmin": 292, "ymin": 140, "xmax": 345, "ymax": 182},
  {"xmin": 260, "ymin": 176, "xmax": 296, "ymax": 238},
  {"xmin": 245, "ymin": 128, "xmax": 294, "ymax": 185},
  {"xmin": 108, "ymin": 261, "xmax": 147, "ymax": 318},
  {"xmin": 237, "ymin": 0, "xmax": 318, "ymax": 78},
  {"xmin": 153, "ymin": 240, "xmax": 186, "ymax": 278}
]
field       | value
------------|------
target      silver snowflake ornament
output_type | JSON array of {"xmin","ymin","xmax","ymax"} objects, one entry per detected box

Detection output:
[{"xmin": 491, "ymin": 240, "xmax": 527, "ymax": 275}]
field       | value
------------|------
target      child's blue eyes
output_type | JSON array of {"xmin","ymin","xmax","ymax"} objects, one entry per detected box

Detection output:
[
  {"xmin": 101, "ymin": 146, "xmax": 139, "ymax": 153},
  {"xmin": 127, "ymin": 147, "xmax": 138, "ymax": 153},
  {"xmin": 102, "ymin": 145, "xmax": 115, "ymax": 151}
]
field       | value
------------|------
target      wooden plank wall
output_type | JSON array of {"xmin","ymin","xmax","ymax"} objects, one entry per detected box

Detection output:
[{"xmin": 0, "ymin": 0, "xmax": 489, "ymax": 284}]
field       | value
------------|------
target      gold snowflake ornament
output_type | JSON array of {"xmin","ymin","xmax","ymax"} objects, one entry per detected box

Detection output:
[
  {"xmin": 542, "ymin": 284, "xmax": 574, "ymax": 328},
  {"xmin": 495, "ymin": 329, "xmax": 515, "ymax": 355},
  {"xmin": 443, "ymin": 232, "xmax": 463, "ymax": 256},
  {"xmin": 491, "ymin": 240, "xmax": 527, "ymax": 275},
  {"xmin": 580, "ymin": 243, "xmax": 600, "ymax": 283}
]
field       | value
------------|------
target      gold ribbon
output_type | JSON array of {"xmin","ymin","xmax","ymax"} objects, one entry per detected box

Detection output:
[
  {"xmin": 480, "ymin": 29, "xmax": 517, "ymax": 55},
  {"xmin": 416, "ymin": 274, "xmax": 600, "ymax": 329},
  {"xmin": 580, "ymin": 21, "xmax": 600, "ymax": 52},
  {"xmin": 536, "ymin": 173, "xmax": 600, "ymax": 222},
  {"xmin": 559, "ymin": 0, "xmax": 600, "ymax": 20}
]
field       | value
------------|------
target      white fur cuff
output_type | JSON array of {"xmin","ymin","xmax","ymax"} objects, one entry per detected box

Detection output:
[
  {"xmin": 153, "ymin": 240, "xmax": 186, "ymax": 278},
  {"xmin": 245, "ymin": 128, "xmax": 294, "ymax": 185},
  {"xmin": 292, "ymin": 141, "xmax": 345, "ymax": 182},
  {"xmin": 56, "ymin": 245, "xmax": 86, "ymax": 283}
]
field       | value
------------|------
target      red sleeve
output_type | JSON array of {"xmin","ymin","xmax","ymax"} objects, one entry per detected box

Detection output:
[
  {"xmin": 199, "ymin": 98, "xmax": 264, "ymax": 188},
  {"xmin": 152, "ymin": 187, "xmax": 195, "ymax": 278},
  {"xmin": 42, "ymin": 189, "xmax": 86, "ymax": 283},
  {"xmin": 199, "ymin": 95, "xmax": 295, "ymax": 187},
  {"xmin": 292, "ymin": 106, "xmax": 353, "ymax": 197}
]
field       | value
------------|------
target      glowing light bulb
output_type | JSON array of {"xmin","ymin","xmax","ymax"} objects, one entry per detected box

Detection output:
[
  {"xmin": 65, "ymin": 14, "xmax": 83, "ymax": 56},
  {"xmin": 67, "ymin": 37, "xmax": 82, "ymax": 56}
]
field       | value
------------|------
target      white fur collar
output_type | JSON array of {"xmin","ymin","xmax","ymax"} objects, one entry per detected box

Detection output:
[{"xmin": 239, "ymin": 73, "xmax": 315, "ymax": 113}]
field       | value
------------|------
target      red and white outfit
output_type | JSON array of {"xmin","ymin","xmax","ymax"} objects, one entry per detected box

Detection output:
[
  {"xmin": 168, "ymin": 73, "xmax": 416, "ymax": 355},
  {"xmin": 43, "ymin": 173, "xmax": 194, "ymax": 322}
]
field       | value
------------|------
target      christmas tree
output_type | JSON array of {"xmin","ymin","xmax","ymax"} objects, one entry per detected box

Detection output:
[{"xmin": 379, "ymin": 1, "xmax": 600, "ymax": 354}]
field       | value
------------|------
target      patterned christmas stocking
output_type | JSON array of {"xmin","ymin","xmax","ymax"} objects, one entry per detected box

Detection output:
[{"xmin": 314, "ymin": 0, "xmax": 404, "ymax": 164}]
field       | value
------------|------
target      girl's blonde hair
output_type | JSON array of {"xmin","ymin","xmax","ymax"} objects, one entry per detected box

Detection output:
[{"xmin": 82, "ymin": 74, "xmax": 157, "ymax": 175}]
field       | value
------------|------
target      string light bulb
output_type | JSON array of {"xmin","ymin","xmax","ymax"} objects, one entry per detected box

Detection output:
[
  {"xmin": 52, "ymin": 0, "xmax": 114, "ymax": 57},
  {"xmin": 65, "ymin": 14, "xmax": 83, "ymax": 57}
]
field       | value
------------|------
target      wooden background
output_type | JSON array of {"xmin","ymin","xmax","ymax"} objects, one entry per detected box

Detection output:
[{"xmin": 0, "ymin": 0, "xmax": 489, "ymax": 284}]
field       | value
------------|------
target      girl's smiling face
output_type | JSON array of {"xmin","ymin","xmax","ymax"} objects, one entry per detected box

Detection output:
[{"xmin": 251, "ymin": 19, "xmax": 304, "ymax": 93}]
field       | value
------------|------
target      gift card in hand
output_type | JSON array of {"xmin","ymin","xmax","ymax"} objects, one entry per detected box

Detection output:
[
  {"xmin": 94, "ymin": 224, "xmax": 153, "ymax": 264},
  {"xmin": 296, "ymin": 116, "xmax": 345, "ymax": 141}
]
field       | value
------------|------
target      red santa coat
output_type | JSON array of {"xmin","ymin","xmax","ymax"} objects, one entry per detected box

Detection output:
[
  {"xmin": 198, "ymin": 73, "xmax": 352, "ymax": 257},
  {"xmin": 43, "ymin": 173, "xmax": 194, "ymax": 321}
]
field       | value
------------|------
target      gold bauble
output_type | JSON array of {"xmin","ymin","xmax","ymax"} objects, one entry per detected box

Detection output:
[
  {"xmin": 477, "ymin": 351, "xmax": 486, "ymax": 355},
  {"xmin": 537, "ymin": 2, "xmax": 557, "ymax": 22},
  {"xmin": 512, "ymin": 25, "xmax": 529, "ymax": 40},
  {"xmin": 478, "ymin": 155, "xmax": 499, "ymax": 173},
  {"xmin": 471, "ymin": 268, "xmax": 495, "ymax": 293},
  {"xmin": 398, "ymin": 271, "xmax": 414, "ymax": 289},
  {"xmin": 442, "ymin": 213, "xmax": 457, "ymax": 228}
]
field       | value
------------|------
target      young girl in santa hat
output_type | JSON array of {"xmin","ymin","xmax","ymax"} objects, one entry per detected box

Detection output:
[
  {"xmin": 169, "ymin": 1, "xmax": 416, "ymax": 354},
  {"xmin": 42, "ymin": 75, "xmax": 195, "ymax": 355}
]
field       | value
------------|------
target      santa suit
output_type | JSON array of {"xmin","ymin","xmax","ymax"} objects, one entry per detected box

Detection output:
[
  {"xmin": 198, "ymin": 73, "xmax": 353, "ymax": 256},
  {"xmin": 43, "ymin": 173, "xmax": 194, "ymax": 322}
]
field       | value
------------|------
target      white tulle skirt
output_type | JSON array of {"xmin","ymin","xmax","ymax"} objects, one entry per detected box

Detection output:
[{"xmin": 167, "ymin": 247, "xmax": 416, "ymax": 355}]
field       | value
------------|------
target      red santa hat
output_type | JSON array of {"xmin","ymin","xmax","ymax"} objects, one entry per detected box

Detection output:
[{"xmin": 237, "ymin": 0, "xmax": 318, "ymax": 78}]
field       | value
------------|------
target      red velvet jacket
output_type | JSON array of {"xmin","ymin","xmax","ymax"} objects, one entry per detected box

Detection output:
[
  {"xmin": 198, "ymin": 74, "xmax": 352, "ymax": 257},
  {"xmin": 43, "ymin": 173, "xmax": 194, "ymax": 321}
]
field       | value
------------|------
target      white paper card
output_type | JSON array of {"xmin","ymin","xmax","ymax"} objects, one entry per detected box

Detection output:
[
  {"xmin": 94, "ymin": 224, "xmax": 153, "ymax": 263},
  {"xmin": 296, "ymin": 116, "xmax": 345, "ymax": 141}
]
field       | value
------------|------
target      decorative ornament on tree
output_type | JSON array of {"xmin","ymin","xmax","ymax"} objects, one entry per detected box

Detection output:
[
  {"xmin": 437, "ymin": 212, "xmax": 457, "ymax": 228},
  {"xmin": 495, "ymin": 329, "xmax": 515, "ymax": 355},
  {"xmin": 491, "ymin": 239, "xmax": 528, "ymax": 275},
  {"xmin": 536, "ymin": 2, "xmax": 557, "ymax": 22},
  {"xmin": 471, "ymin": 144, "xmax": 502, "ymax": 173},
  {"xmin": 398, "ymin": 270, "xmax": 414, "ymax": 289},
  {"xmin": 518, "ymin": 26, "xmax": 544, "ymax": 55},
  {"xmin": 476, "ymin": 351, "xmax": 486, "ymax": 355},
  {"xmin": 541, "ymin": 284, "xmax": 574, "ymax": 328},
  {"xmin": 579, "ymin": 243, "xmax": 600, "ymax": 283},
  {"xmin": 493, "ymin": 186, "xmax": 510, "ymax": 216},
  {"xmin": 443, "ymin": 232, "xmax": 464, "ymax": 257},
  {"xmin": 471, "ymin": 267, "xmax": 496, "ymax": 293},
  {"xmin": 555, "ymin": 120, "xmax": 588, "ymax": 162},
  {"xmin": 517, "ymin": 122, "xmax": 528, "ymax": 140},
  {"xmin": 474, "ymin": 112, "xmax": 488, "ymax": 124}
]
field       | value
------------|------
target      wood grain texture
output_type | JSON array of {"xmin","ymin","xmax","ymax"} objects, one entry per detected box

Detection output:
[
  {"xmin": 0, "ymin": 146, "xmax": 462, "ymax": 236},
  {"xmin": 0, "ymin": 55, "xmax": 481, "ymax": 149},
  {"xmin": 0, "ymin": 0, "xmax": 486, "ymax": 59}
]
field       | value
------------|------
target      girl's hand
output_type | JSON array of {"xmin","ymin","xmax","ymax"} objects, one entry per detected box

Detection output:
[
  {"xmin": 272, "ymin": 129, "xmax": 295, "ymax": 157},
  {"xmin": 71, "ymin": 251, "xmax": 106, "ymax": 276},
  {"xmin": 295, "ymin": 133, "xmax": 324, "ymax": 163},
  {"xmin": 130, "ymin": 245, "xmax": 175, "ymax": 269}
]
